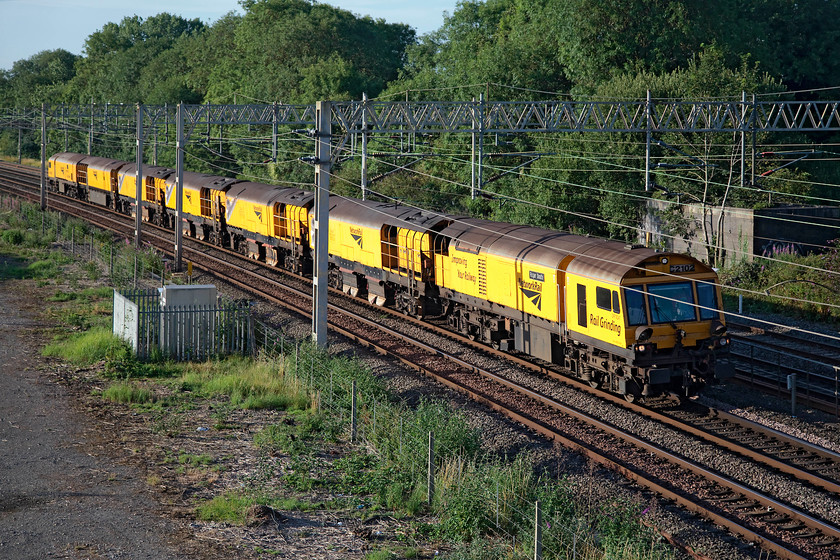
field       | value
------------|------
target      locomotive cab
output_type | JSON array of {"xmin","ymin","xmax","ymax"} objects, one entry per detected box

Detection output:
[{"xmin": 566, "ymin": 246, "xmax": 732, "ymax": 399}]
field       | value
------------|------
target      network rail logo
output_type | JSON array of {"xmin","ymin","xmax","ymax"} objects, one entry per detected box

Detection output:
[
  {"xmin": 350, "ymin": 227, "xmax": 363, "ymax": 249},
  {"xmin": 518, "ymin": 270, "xmax": 544, "ymax": 310}
]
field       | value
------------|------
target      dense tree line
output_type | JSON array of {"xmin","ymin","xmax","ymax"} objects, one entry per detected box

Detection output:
[{"xmin": 2, "ymin": 0, "xmax": 839, "ymax": 245}]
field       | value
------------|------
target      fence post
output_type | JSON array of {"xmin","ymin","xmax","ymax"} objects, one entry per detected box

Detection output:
[
  {"xmin": 835, "ymin": 366, "xmax": 839, "ymax": 420},
  {"xmin": 534, "ymin": 500, "xmax": 542, "ymax": 560},
  {"xmin": 351, "ymin": 379, "xmax": 357, "ymax": 443},
  {"xmin": 248, "ymin": 313, "xmax": 255, "ymax": 357},
  {"xmin": 777, "ymin": 352, "xmax": 783, "ymax": 397},
  {"xmin": 427, "ymin": 431, "xmax": 435, "ymax": 505},
  {"xmin": 134, "ymin": 254, "xmax": 138, "ymax": 288},
  {"xmin": 496, "ymin": 481, "xmax": 500, "ymax": 529}
]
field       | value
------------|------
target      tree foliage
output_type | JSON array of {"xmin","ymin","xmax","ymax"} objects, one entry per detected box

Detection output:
[{"xmin": 2, "ymin": 0, "xmax": 840, "ymax": 235}]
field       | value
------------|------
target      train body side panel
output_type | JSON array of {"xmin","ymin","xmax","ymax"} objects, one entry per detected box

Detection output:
[
  {"xmin": 165, "ymin": 184, "xmax": 203, "ymax": 216},
  {"xmin": 327, "ymin": 218, "xmax": 381, "ymax": 270},
  {"xmin": 118, "ymin": 173, "xmax": 137, "ymax": 199},
  {"xmin": 50, "ymin": 160, "xmax": 76, "ymax": 182},
  {"xmin": 227, "ymin": 198, "xmax": 271, "ymax": 238},
  {"xmin": 492, "ymin": 256, "xmax": 558, "ymax": 323},
  {"xmin": 565, "ymin": 273, "xmax": 625, "ymax": 348},
  {"xmin": 437, "ymin": 247, "xmax": 560, "ymax": 323},
  {"xmin": 86, "ymin": 167, "xmax": 111, "ymax": 193},
  {"xmin": 437, "ymin": 245, "xmax": 481, "ymax": 300}
]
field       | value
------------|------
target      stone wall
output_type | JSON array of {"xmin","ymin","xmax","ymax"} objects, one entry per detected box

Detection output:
[{"xmin": 641, "ymin": 200, "xmax": 839, "ymax": 266}]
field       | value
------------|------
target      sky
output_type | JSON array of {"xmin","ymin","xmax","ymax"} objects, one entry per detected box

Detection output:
[{"xmin": 0, "ymin": 0, "xmax": 457, "ymax": 72}]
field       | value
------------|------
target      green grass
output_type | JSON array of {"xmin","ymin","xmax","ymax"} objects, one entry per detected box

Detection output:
[
  {"xmin": 195, "ymin": 492, "xmax": 254, "ymax": 524},
  {"xmin": 102, "ymin": 382, "xmax": 153, "ymax": 404},
  {"xmin": 47, "ymin": 286, "xmax": 113, "ymax": 302},
  {"xmin": 176, "ymin": 356, "xmax": 310, "ymax": 411},
  {"xmin": 195, "ymin": 492, "xmax": 320, "ymax": 525},
  {"xmin": 0, "ymin": 252, "xmax": 70, "ymax": 280},
  {"xmin": 42, "ymin": 327, "xmax": 127, "ymax": 366},
  {"xmin": 253, "ymin": 409, "xmax": 340, "ymax": 455}
]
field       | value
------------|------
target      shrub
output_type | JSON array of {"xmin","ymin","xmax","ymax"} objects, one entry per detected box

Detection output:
[{"xmin": 2, "ymin": 229, "xmax": 24, "ymax": 245}]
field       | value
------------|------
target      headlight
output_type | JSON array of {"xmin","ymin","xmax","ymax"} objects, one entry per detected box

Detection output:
[
  {"xmin": 719, "ymin": 337, "xmax": 730, "ymax": 347},
  {"xmin": 635, "ymin": 344, "xmax": 646, "ymax": 352}
]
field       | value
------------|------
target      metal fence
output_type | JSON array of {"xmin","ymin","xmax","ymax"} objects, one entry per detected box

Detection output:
[{"xmin": 114, "ymin": 289, "xmax": 252, "ymax": 361}]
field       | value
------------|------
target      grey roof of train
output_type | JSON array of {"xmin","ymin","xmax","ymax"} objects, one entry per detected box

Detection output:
[
  {"xmin": 163, "ymin": 171, "xmax": 239, "ymax": 191},
  {"xmin": 78, "ymin": 156, "xmax": 129, "ymax": 172},
  {"xmin": 118, "ymin": 164, "xmax": 173, "ymax": 179},
  {"xmin": 226, "ymin": 182, "xmax": 314, "ymax": 208},
  {"xmin": 440, "ymin": 217, "xmax": 677, "ymax": 283},
  {"xmin": 50, "ymin": 152, "xmax": 88, "ymax": 165},
  {"xmin": 330, "ymin": 198, "xmax": 450, "ymax": 232}
]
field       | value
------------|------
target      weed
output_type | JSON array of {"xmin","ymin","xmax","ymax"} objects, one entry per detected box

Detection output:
[
  {"xmin": 177, "ymin": 356, "xmax": 310, "ymax": 411},
  {"xmin": 179, "ymin": 453, "xmax": 213, "ymax": 467},
  {"xmin": 83, "ymin": 260, "xmax": 100, "ymax": 281},
  {"xmin": 102, "ymin": 382, "xmax": 153, "ymax": 404},
  {"xmin": 150, "ymin": 411, "xmax": 184, "ymax": 437},
  {"xmin": 283, "ymin": 454, "xmax": 323, "ymax": 491},
  {"xmin": 363, "ymin": 551, "xmax": 393, "ymax": 560},
  {"xmin": 195, "ymin": 492, "xmax": 253, "ymax": 525},
  {"xmin": 253, "ymin": 410, "xmax": 337, "ymax": 455},
  {"xmin": 2, "ymin": 229, "xmax": 24, "ymax": 245}
]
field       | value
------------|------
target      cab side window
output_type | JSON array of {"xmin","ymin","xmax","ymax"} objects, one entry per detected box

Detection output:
[
  {"xmin": 596, "ymin": 287, "xmax": 621, "ymax": 314},
  {"xmin": 624, "ymin": 287, "xmax": 648, "ymax": 326},
  {"xmin": 577, "ymin": 284, "xmax": 587, "ymax": 328},
  {"xmin": 696, "ymin": 282, "xmax": 719, "ymax": 320},
  {"xmin": 596, "ymin": 287, "xmax": 611, "ymax": 311}
]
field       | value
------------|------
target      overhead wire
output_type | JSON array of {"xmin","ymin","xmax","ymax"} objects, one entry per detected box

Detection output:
[
  {"xmin": 357, "ymin": 150, "xmax": 840, "ymax": 282},
  {"xmin": 46, "ymin": 111, "xmax": 840, "ymax": 329},
  {"xmin": 313, "ymin": 163, "xmax": 840, "ymax": 345}
]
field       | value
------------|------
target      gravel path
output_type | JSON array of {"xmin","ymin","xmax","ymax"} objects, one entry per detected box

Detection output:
[{"xmin": 0, "ymin": 270, "xmax": 229, "ymax": 559}]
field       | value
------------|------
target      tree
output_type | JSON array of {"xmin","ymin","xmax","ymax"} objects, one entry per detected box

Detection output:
[
  {"xmin": 68, "ymin": 13, "xmax": 205, "ymax": 103},
  {"xmin": 1, "ymin": 49, "xmax": 78, "ymax": 106},
  {"xmin": 226, "ymin": 0, "xmax": 414, "ymax": 103}
]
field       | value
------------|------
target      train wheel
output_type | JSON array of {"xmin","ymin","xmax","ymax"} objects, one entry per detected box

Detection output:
[{"xmin": 624, "ymin": 393, "xmax": 636, "ymax": 403}]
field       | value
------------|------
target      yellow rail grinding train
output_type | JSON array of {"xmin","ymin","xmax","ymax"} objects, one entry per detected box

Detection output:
[{"xmin": 48, "ymin": 152, "xmax": 733, "ymax": 400}]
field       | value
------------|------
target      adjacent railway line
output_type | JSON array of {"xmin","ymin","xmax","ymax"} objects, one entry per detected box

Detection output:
[{"xmin": 3, "ymin": 161, "xmax": 840, "ymax": 559}]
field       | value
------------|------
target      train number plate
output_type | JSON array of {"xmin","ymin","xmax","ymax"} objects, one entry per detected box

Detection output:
[{"xmin": 670, "ymin": 264, "xmax": 695, "ymax": 273}]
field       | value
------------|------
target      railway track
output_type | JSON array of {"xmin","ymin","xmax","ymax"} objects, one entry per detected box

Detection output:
[
  {"xmin": 727, "ymin": 320, "xmax": 840, "ymax": 417},
  {"xmin": 4, "ymin": 161, "xmax": 840, "ymax": 559}
]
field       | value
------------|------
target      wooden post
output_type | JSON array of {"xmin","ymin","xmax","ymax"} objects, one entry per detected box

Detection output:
[
  {"xmin": 351, "ymin": 380, "xmax": 357, "ymax": 443},
  {"xmin": 427, "ymin": 431, "xmax": 435, "ymax": 505},
  {"xmin": 534, "ymin": 500, "xmax": 542, "ymax": 560}
]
